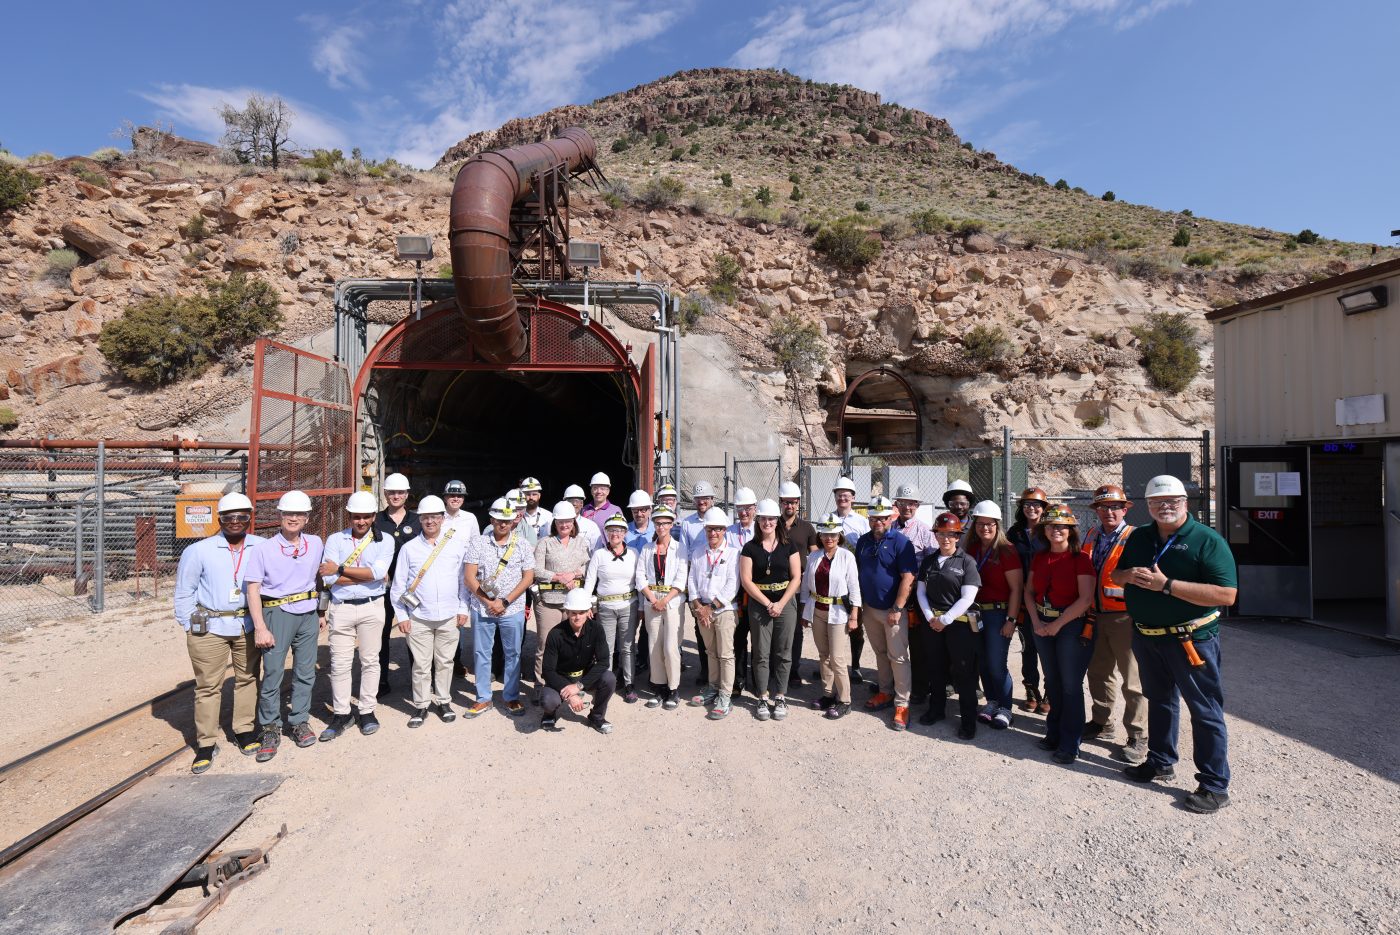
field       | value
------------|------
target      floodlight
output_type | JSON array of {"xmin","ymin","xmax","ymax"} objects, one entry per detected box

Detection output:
[
  {"xmin": 395, "ymin": 235, "xmax": 434, "ymax": 262},
  {"xmin": 1338, "ymin": 285, "xmax": 1387, "ymax": 315}
]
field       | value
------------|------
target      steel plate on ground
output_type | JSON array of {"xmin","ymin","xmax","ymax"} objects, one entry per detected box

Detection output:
[{"xmin": 0, "ymin": 773, "xmax": 282, "ymax": 935}]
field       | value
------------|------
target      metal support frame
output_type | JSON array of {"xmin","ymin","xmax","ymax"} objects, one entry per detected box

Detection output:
[{"xmin": 93, "ymin": 441, "xmax": 105, "ymax": 612}]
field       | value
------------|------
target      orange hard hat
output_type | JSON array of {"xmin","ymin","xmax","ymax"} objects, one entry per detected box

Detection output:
[
  {"xmin": 1092, "ymin": 484, "xmax": 1130, "ymax": 506},
  {"xmin": 1018, "ymin": 487, "xmax": 1049, "ymax": 505},
  {"xmin": 932, "ymin": 511, "xmax": 964, "ymax": 533}
]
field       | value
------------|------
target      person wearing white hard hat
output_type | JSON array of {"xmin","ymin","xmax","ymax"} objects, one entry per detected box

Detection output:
[
  {"xmin": 563, "ymin": 484, "xmax": 604, "ymax": 551},
  {"xmin": 740, "ymin": 499, "xmax": 802, "ymax": 721},
  {"xmin": 777, "ymin": 481, "xmax": 820, "ymax": 686},
  {"xmin": 635, "ymin": 505, "xmax": 689, "ymax": 709},
  {"xmin": 624, "ymin": 489, "xmax": 656, "ymax": 675},
  {"xmin": 245, "ymin": 490, "xmax": 326, "ymax": 762},
  {"xmin": 1111, "ymin": 475, "xmax": 1237, "ymax": 814},
  {"xmin": 687, "ymin": 507, "xmax": 741, "ymax": 719},
  {"xmin": 502, "ymin": 489, "xmax": 536, "ymax": 546},
  {"xmin": 531, "ymin": 501, "xmax": 591, "ymax": 693},
  {"xmin": 584, "ymin": 514, "xmax": 643, "ymax": 702},
  {"xmin": 581, "ymin": 471, "xmax": 622, "ymax": 529},
  {"xmin": 831, "ymin": 476, "xmax": 872, "ymax": 687},
  {"xmin": 463, "ymin": 497, "xmax": 537, "ymax": 717},
  {"xmin": 854, "ymin": 496, "xmax": 919, "ymax": 731},
  {"xmin": 518, "ymin": 477, "xmax": 553, "ymax": 540},
  {"xmin": 173, "ymin": 491, "xmax": 266, "ymax": 773},
  {"xmin": 316, "ymin": 491, "xmax": 397, "ymax": 741},
  {"xmin": 390, "ymin": 495, "xmax": 469, "ymax": 728},
  {"xmin": 374, "ymin": 472, "xmax": 417, "ymax": 700},
  {"xmin": 539, "ymin": 589, "xmax": 617, "ymax": 733},
  {"xmin": 964, "ymin": 500, "xmax": 1023, "ymax": 730},
  {"xmin": 442, "ymin": 480, "xmax": 481, "ymax": 540},
  {"xmin": 726, "ymin": 487, "xmax": 760, "ymax": 696},
  {"xmin": 653, "ymin": 482, "xmax": 680, "ymax": 516},
  {"xmin": 892, "ymin": 483, "xmax": 937, "ymax": 706},
  {"xmin": 941, "ymin": 479, "xmax": 975, "ymax": 523},
  {"xmin": 802, "ymin": 513, "xmax": 863, "ymax": 719},
  {"xmin": 680, "ymin": 480, "xmax": 718, "ymax": 684}
]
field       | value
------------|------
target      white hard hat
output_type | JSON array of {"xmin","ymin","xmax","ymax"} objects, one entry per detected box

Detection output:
[
  {"xmin": 217, "ymin": 492, "xmax": 253, "ymax": 513},
  {"xmin": 589, "ymin": 472, "xmax": 611, "ymax": 487},
  {"xmin": 277, "ymin": 490, "xmax": 312, "ymax": 513},
  {"xmin": 969, "ymin": 500, "xmax": 1003, "ymax": 521},
  {"xmin": 733, "ymin": 487, "xmax": 758, "ymax": 507},
  {"xmin": 943, "ymin": 480, "xmax": 974, "ymax": 503},
  {"xmin": 894, "ymin": 483, "xmax": 921, "ymax": 502},
  {"xmin": 604, "ymin": 514, "xmax": 629, "ymax": 530},
  {"xmin": 383, "ymin": 473, "xmax": 410, "ymax": 492},
  {"xmin": 345, "ymin": 491, "xmax": 378, "ymax": 514},
  {"xmin": 417, "ymin": 495, "xmax": 446, "ymax": 515},
  {"xmin": 1145, "ymin": 475, "xmax": 1188, "ymax": 499},
  {"xmin": 653, "ymin": 505, "xmax": 676, "ymax": 521},
  {"xmin": 692, "ymin": 480, "xmax": 715, "ymax": 498},
  {"xmin": 832, "ymin": 476, "xmax": 856, "ymax": 493},
  {"xmin": 702, "ymin": 507, "xmax": 730, "ymax": 527},
  {"xmin": 655, "ymin": 483, "xmax": 679, "ymax": 499},
  {"xmin": 867, "ymin": 495, "xmax": 896, "ymax": 518},
  {"xmin": 815, "ymin": 512, "xmax": 843, "ymax": 535},
  {"xmin": 563, "ymin": 484, "xmax": 586, "ymax": 500},
  {"xmin": 627, "ymin": 489, "xmax": 653, "ymax": 509},
  {"xmin": 488, "ymin": 497, "xmax": 518, "ymax": 520},
  {"xmin": 562, "ymin": 588, "xmax": 593, "ymax": 612},
  {"xmin": 552, "ymin": 500, "xmax": 577, "ymax": 521},
  {"xmin": 778, "ymin": 481, "xmax": 802, "ymax": 499},
  {"xmin": 519, "ymin": 476, "xmax": 542, "ymax": 492},
  {"xmin": 755, "ymin": 498, "xmax": 780, "ymax": 518}
]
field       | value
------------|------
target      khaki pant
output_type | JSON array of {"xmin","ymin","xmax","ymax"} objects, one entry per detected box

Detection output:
[
  {"xmin": 534, "ymin": 602, "xmax": 566, "ymax": 684},
  {"xmin": 643, "ymin": 598, "xmax": 684, "ymax": 690},
  {"xmin": 1087, "ymin": 611, "xmax": 1148, "ymax": 740},
  {"xmin": 700, "ymin": 608, "xmax": 737, "ymax": 695},
  {"xmin": 327, "ymin": 598, "xmax": 384, "ymax": 716},
  {"xmin": 864, "ymin": 606, "xmax": 912, "ymax": 706},
  {"xmin": 810, "ymin": 606, "xmax": 852, "ymax": 704},
  {"xmin": 186, "ymin": 629, "xmax": 258, "ymax": 747},
  {"xmin": 406, "ymin": 616, "xmax": 457, "ymax": 709}
]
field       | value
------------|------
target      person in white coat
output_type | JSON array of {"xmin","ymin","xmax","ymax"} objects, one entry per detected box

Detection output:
[
  {"xmin": 802, "ymin": 513, "xmax": 864, "ymax": 719},
  {"xmin": 583, "ymin": 514, "xmax": 642, "ymax": 701},
  {"xmin": 635, "ymin": 505, "xmax": 689, "ymax": 709}
]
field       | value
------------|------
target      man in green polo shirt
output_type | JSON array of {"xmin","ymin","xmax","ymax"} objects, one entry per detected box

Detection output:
[{"xmin": 1111, "ymin": 474, "xmax": 1238, "ymax": 814}]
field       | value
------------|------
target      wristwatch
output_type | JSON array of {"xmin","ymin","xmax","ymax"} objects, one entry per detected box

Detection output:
[
  {"xmin": 1162, "ymin": 579, "xmax": 1174, "ymax": 596},
  {"xmin": 893, "ymin": 604, "xmax": 905, "ymax": 613},
  {"xmin": 336, "ymin": 564, "xmax": 346, "ymax": 577}
]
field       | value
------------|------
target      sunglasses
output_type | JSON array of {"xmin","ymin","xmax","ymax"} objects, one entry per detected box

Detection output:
[{"xmin": 220, "ymin": 513, "xmax": 252, "ymax": 522}]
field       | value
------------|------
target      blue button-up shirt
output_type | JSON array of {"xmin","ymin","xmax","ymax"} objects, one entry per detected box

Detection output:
[
  {"xmin": 322, "ymin": 528, "xmax": 395, "ymax": 601},
  {"xmin": 725, "ymin": 522, "xmax": 757, "ymax": 550},
  {"xmin": 854, "ymin": 528, "xmax": 917, "ymax": 610},
  {"xmin": 173, "ymin": 533, "xmax": 266, "ymax": 636},
  {"xmin": 626, "ymin": 521, "xmax": 654, "ymax": 553}
]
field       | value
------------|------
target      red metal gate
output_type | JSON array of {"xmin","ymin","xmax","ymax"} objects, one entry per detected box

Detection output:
[{"xmin": 248, "ymin": 340, "xmax": 355, "ymax": 539}]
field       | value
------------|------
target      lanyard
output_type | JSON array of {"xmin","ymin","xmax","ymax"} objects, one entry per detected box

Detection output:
[
  {"xmin": 1094, "ymin": 525, "xmax": 1125, "ymax": 567},
  {"xmin": 653, "ymin": 546, "xmax": 668, "ymax": 584},
  {"xmin": 278, "ymin": 535, "xmax": 307, "ymax": 558},
  {"xmin": 230, "ymin": 542, "xmax": 246, "ymax": 580},
  {"xmin": 975, "ymin": 544, "xmax": 994, "ymax": 573},
  {"xmin": 1152, "ymin": 533, "xmax": 1179, "ymax": 567},
  {"xmin": 706, "ymin": 550, "xmax": 723, "ymax": 578}
]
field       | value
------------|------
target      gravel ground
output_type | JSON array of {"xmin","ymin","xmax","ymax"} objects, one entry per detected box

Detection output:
[{"xmin": 4, "ymin": 610, "xmax": 1397, "ymax": 934}]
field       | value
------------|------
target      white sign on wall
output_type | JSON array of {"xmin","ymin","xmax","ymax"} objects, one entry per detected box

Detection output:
[{"xmin": 1335, "ymin": 393, "xmax": 1385, "ymax": 426}]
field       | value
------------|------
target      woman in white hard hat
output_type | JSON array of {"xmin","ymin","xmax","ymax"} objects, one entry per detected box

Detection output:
[
  {"xmin": 584, "ymin": 514, "xmax": 643, "ymax": 702},
  {"xmin": 1008, "ymin": 486, "xmax": 1050, "ymax": 714},
  {"xmin": 727, "ymin": 487, "xmax": 759, "ymax": 697},
  {"xmin": 531, "ymin": 501, "xmax": 591, "ymax": 696},
  {"xmin": 687, "ymin": 507, "xmax": 741, "ymax": 719},
  {"xmin": 964, "ymin": 500, "xmax": 1023, "ymax": 730},
  {"xmin": 914, "ymin": 512, "xmax": 983, "ymax": 738},
  {"xmin": 625, "ymin": 489, "xmax": 656, "ymax": 674},
  {"xmin": 777, "ymin": 480, "xmax": 820, "ymax": 686},
  {"xmin": 374, "ymin": 472, "xmax": 417, "ymax": 700},
  {"xmin": 636, "ymin": 505, "xmax": 689, "ymax": 709},
  {"xmin": 1025, "ymin": 505, "xmax": 1096, "ymax": 764},
  {"xmin": 539, "ymin": 588, "xmax": 618, "ymax": 734},
  {"xmin": 802, "ymin": 513, "xmax": 863, "ymax": 719},
  {"xmin": 563, "ymin": 484, "xmax": 604, "ymax": 551},
  {"xmin": 740, "ymin": 499, "xmax": 802, "ymax": 721}
]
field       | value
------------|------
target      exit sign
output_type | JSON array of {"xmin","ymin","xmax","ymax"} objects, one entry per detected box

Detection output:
[{"xmin": 1251, "ymin": 509, "xmax": 1285, "ymax": 521}]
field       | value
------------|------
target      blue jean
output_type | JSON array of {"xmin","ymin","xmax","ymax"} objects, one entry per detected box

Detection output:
[
  {"xmin": 978, "ymin": 609, "xmax": 1014, "ymax": 710},
  {"xmin": 472, "ymin": 608, "xmax": 525, "ymax": 702},
  {"xmin": 257, "ymin": 606, "xmax": 319, "ymax": 729},
  {"xmin": 1132, "ymin": 631, "xmax": 1230, "ymax": 793},
  {"xmin": 1033, "ymin": 622, "xmax": 1095, "ymax": 759}
]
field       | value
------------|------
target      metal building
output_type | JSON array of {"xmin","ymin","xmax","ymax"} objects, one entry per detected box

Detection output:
[{"xmin": 1210, "ymin": 258, "xmax": 1400, "ymax": 639}]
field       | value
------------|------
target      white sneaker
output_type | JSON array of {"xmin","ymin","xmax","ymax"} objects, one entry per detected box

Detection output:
[
  {"xmin": 977, "ymin": 702, "xmax": 998, "ymax": 723},
  {"xmin": 991, "ymin": 707, "xmax": 1013, "ymax": 730}
]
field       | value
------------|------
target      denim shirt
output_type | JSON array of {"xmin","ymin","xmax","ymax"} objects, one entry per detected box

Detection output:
[{"xmin": 173, "ymin": 533, "xmax": 267, "ymax": 635}]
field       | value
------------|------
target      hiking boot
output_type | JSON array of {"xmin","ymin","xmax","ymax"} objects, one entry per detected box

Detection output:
[
  {"xmin": 540, "ymin": 715, "xmax": 559, "ymax": 731},
  {"xmin": 1113, "ymin": 737, "xmax": 1148, "ymax": 765},
  {"xmin": 357, "ymin": 711, "xmax": 380, "ymax": 735},
  {"xmin": 689, "ymin": 688, "xmax": 718, "ymax": 708},
  {"xmin": 1183, "ymin": 787, "xmax": 1230, "ymax": 814},
  {"xmin": 191, "ymin": 745, "xmax": 217, "ymax": 774},
  {"xmin": 235, "ymin": 731, "xmax": 261, "ymax": 755},
  {"xmin": 289, "ymin": 722, "xmax": 316, "ymax": 748},
  {"xmin": 255, "ymin": 727, "xmax": 281, "ymax": 763},
  {"xmin": 754, "ymin": 700, "xmax": 772, "ymax": 722},
  {"xmin": 407, "ymin": 708, "xmax": 428, "ymax": 728},
  {"xmin": 892, "ymin": 705, "xmax": 909, "ymax": 731},
  {"xmin": 864, "ymin": 691, "xmax": 894, "ymax": 712},
  {"xmin": 1124, "ymin": 761, "xmax": 1176, "ymax": 783},
  {"xmin": 1081, "ymin": 720, "xmax": 1112, "ymax": 741},
  {"xmin": 707, "ymin": 694, "xmax": 731, "ymax": 720},
  {"xmin": 318, "ymin": 714, "xmax": 352, "ymax": 742},
  {"xmin": 772, "ymin": 698, "xmax": 789, "ymax": 721}
]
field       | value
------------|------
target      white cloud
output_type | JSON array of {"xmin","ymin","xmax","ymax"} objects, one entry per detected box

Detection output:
[
  {"xmin": 139, "ymin": 84, "xmax": 352, "ymax": 152},
  {"xmin": 310, "ymin": 24, "xmax": 368, "ymax": 91}
]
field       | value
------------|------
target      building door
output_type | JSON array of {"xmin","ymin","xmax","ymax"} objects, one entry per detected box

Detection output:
[
  {"xmin": 1386, "ymin": 442, "xmax": 1400, "ymax": 640},
  {"xmin": 1222, "ymin": 445, "xmax": 1311, "ymax": 617}
]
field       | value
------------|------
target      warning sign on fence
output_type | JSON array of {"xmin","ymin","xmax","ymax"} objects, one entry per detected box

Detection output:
[{"xmin": 176, "ymin": 496, "xmax": 219, "ymax": 538}]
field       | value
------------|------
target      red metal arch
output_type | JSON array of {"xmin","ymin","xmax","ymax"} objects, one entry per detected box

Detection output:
[{"xmin": 835, "ymin": 366, "xmax": 924, "ymax": 449}]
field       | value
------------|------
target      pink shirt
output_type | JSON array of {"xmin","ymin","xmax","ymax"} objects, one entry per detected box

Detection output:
[{"xmin": 244, "ymin": 532, "xmax": 324, "ymax": 614}]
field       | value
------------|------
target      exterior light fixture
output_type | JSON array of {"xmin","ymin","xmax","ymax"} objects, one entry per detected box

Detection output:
[
  {"xmin": 1338, "ymin": 285, "xmax": 1388, "ymax": 315},
  {"xmin": 395, "ymin": 235, "xmax": 434, "ymax": 262}
]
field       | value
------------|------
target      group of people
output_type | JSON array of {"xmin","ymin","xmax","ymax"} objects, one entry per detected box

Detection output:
[{"xmin": 174, "ymin": 469, "xmax": 1238, "ymax": 814}]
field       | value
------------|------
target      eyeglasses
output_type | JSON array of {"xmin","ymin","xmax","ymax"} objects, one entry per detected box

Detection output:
[
  {"xmin": 220, "ymin": 513, "xmax": 251, "ymax": 522},
  {"xmin": 1148, "ymin": 497, "xmax": 1187, "ymax": 506}
]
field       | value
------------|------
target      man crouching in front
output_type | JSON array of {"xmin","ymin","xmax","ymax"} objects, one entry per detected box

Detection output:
[{"xmin": 539, "ymin": 588, "xmax": 616, "ymax": 734}]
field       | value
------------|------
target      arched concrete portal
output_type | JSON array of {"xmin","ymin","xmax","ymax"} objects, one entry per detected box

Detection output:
[{"xmin": 831, "ymin": 367, "xmax": 924, "ymax": 452}]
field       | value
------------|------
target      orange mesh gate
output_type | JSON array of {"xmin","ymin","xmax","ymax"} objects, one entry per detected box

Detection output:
[{"xmin": 248, "ymin": 340, "xmax": 355, "ymax": 539}]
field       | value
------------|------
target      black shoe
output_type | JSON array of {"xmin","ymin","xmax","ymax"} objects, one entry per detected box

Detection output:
[
  {"xmin": 1124, "ymin": 762, "xmax": 1176, "ymax": 783},
  {"xmin": 454, "ymin": 661, "xmax": 467, "ymax": 679},
  {"xmin": 235, "ymin": 731, "xmax": 261, "ymax": 756},
  {"xmin": 318, "ymin": 714, "xmax": 352, "ymax": 742},
  {"xmin": 541, "ymin": 715, "xmax": 558, "ymax": 731},
  {"xmin": 1036, "ymin": 737, "xmax": 1058, "ymax": 751},
  {"xmin": 1081, "ymin": 720, "xmax": 1113, "ymax": 741},
  {"xmin": 191, "ymin": 745, "xmax": 217, "ymax": 774},
  {"xmin": 255, "ymin": 727, "xmax": 280, "ymax": 763},
  {"xmin": 376, "ymin": 677, "xmax": 391, "ymax": 700},
  {"xmin": 810, "ymin": 694, "xmax": 835, "ymax": 711},
  {"xmin": 433, "ymin": 702, "xmax": 456, "ymax": 723},
  {"xmin": 956, "ymin": 725, "xmax": 976, "ymax": 741},
  {"xmin": 1183, "ymin": 787, "xmax": 1231, "ymax": 814},
  {"xmin": 1052, "ymin": 751, "xmax": 1076, "ymax": 764},
  {"xmin": 918, "ymin": 707, "xmax": 943, "ymax": 726},
  {"xmin": 408, "ymin": 708, "xmax": 427, "ymax": 728},
  {"xmin": 848, "ymin": 666, "xmax": 864, "ymax": 686},
  {"xmin": 825, "ymin": 702, "xmax": 851, "ymax": 720},
  {"xmin": 357, "ymin": 711, "xmax": 380, "ymax": 735}
]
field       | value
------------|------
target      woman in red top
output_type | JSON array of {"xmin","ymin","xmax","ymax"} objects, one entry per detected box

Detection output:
[
  {"xmin": 1024, "ymin": 506, "xmax": 1096, "ymax": 764},
  {"xmin": 965, "ymin": 501, "xmax": 1024, "ymax": 730}
]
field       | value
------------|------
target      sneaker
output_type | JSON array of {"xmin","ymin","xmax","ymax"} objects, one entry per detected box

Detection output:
[
  {"xmin": 991, "ymin": 708, "xmax": 1013, "ymax": 730},
  {"xmin": 408, "ymin": 708, "xmax": 427, "ymax": 728},
  {"xmin": 754, "ymin": 700, "xmax": 772, "ymax": 722},
  {"xmin": 465, "ymin": 700, "xmax": 493, "ymax": 718},
  {"xmin": 977, "ymin": 702, "xmax": 998, "ymax": 724},
  {"xmin": 825, "ymin": 702, "xmax": 850, "ymax": 720},
  {"xmin": 645, "ymin": 691, "xmax": 663, "ymax": 709},
  {"xmin": 191, "ymin": 745, "xmax": 217, "ymax": 774},
  {"xmin": 892, "ymin": 706, "xmax": 909, "ymax": 731},
  {"xmin": 505, "ymin": 700, "xmax": 525, "ymax": 716},
  {"xmin": 289, "ymin": 722, "xmax": 316, "ymax": 748},
  {"xmin": 588, "ymin": 715, "xmax": 614, "ymax": 735},
  {"xmin": 1183, "ymin": 787, "xmax": 1231, "ymax": 814},
  {"xmin": 1124, "ymin": 762, "xmax": 1176, "ymax": 783},
  {"xmin": 662, "ymin": 692, "xmax": 680, "ymax": 710},
  {"xmin": 1081, "ymin": 720, "xmax": 1112, "ymax": 741},
  {"xmin": 1037, "ymin": 699, "xmax": 1052, "ymax": 715},
  {"xmin": 433, "ymin": 702, "xmax": 457, "ymax": 723},
  {"xmin": 255, "ymin": 727, "xmax": 280, "ymax": 763},
  {"xmin": 357, "ymin": 711, "xmax": 380, "ymax": 736},
  {"xmin": 810, "ymin": 695, "xmax": 835, "ymax": 711},
  {"xmin": 918, "ymin": 706, "xmax": 943, "ymax": 726},
  {"xmin": 772, "ymin": 698, "xmax": 789, "ymax": 721},
  {"xmin": 1113, "ymin": 738, "xmax": 1148, "ymax": 765},
  {"xmin": 689, "ymin": 688, "xmax": 718, "ymax": 708},
  {"xmin": 236, "ymin": 731, "xmax": 261, "ymax": 756},
  {"xmin": 624, "ymin": 689, "xmax": 639, "ymax": 704},
  {"xmin": 540, "ymin": 715, "xmax": 559, "ymax": 731},
  {"xmin": 707, "ymin": 695, "xmax": 731, "ymax": 720},
  {"xmin": 318, "ymin": 713, "xmax": 352, "ymax": 742},
  {"xmin": 864, "ymin": 691, "xmax": 895, "ymax": 712}
]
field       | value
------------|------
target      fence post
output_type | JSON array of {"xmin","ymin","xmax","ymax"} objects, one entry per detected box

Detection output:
[
  {"xmin": 1201, "ymin": 429, "xmax": 1212, "ymax": 527},
  {"xmin": 724, "ymin": 451, "xmax": 732, "ymax": 507},
  {"xmin": 843, "ymin": 435, "xmax": 852, "ymax": 478},
  {"xmin": 1002, "ymin": 426, "xmax": 1014, "ymax": 523},
  {"xmin": 93, "ymin": 440, "xmax": 105, "ymax": 613},
  {"xmin": 239, "ymin": 453, "xmax": 249, "ymax": 493}
]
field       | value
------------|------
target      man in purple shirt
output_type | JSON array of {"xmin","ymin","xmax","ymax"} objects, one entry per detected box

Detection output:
[
  {"xmin": 580, "ymin": 471, "xmax": 623, "ymax": 527},
  {"xmin": 245, "ymin": 490, "xmax": 325, "ymax": 762}
]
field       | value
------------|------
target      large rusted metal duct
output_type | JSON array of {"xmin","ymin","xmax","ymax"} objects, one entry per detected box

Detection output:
[{"xmin": 448, "ymin": 127, "xmax": 596, "ymax": 363}]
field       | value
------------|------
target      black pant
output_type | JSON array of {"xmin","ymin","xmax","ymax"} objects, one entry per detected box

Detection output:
[
  {"xmin": 1017, "ymin": 620, "xmax": 1042, "ymax": 694},
  {"xmin": 925, "ymin": 622, "xmax": 982, "ymax": 723},
  {"xmin": 908, "ymin": 614, "xmax": 938, "ymax": 700},
  {"xmin": 379, "ymin": 602, "xmax": 396, "ymax": 684},
  {"xmin": 732, "ymin": 596, "xmax": 751, "ymax": 695},
  {"xmin": 791, "ymin": 625, "xmax": 805, "ymax": 680},
  {"xmin": 849, "ymin": 623, "xmax": 865, "ymax": 672},
  {"xmin": 542, "ymin": 670, "xmax": 616, "ymax": 721}
]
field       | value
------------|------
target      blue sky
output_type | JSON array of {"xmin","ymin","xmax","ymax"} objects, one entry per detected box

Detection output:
[{"xmin": 2, "ymin": 1, "xmax": 1395, "ymax": 243}]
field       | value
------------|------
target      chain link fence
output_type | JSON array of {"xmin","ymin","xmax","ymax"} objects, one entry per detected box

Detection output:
[
  {"xmin": 0, "ymin": 444, "xmax": 248, "ymax": 627},
  {"xmin": 732, "ymin": 457, "xmax": 782, "ymax": 504}
]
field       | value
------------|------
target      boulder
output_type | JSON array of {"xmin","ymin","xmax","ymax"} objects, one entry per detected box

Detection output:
[
  {"xmin": 21, "ymin": 353, "xmax": 105, "ymax": 400},
  {"xmin": 1020, "ymin": 285, "xmax": 1043, "ymax": 305},
  {"xmin": 75, "ymin": 180, "xmax": 110, "ymax": 201},
  {"xmin": 109, "ymin": 201, "xmax": 153, "ymax": 226},
  {"xmin": 62, "ymin": 218, "xmax": 134, "ymax": 258},
  {"xmin": 222, "ymin": 189, "xmax": 275, "ymax": 221},
  {"xmin": 1027, "ymin": 296, "xmax": 1058, "ymax": 321},
  {"xmin": 61, "ymin": 299, "xmax": 104, "ymax": 340},
  {"xmin": 878, "ymin": 302, "xmax": 918, "ymax": 347},
  {"xmin": 757, "ymin": 268, "xmax": 793, "ymax": 290},
  {"xmin": 963, "ymin": 233, "xmax": 996, "ymax": 254},
  {"xmin": 1050, "ymin": 267, "xmax": 1075, "ymax": 287},
  {"xmin": 229, "ymin": 241, "xmax": 271, "ymax": 268},
  {"xmin": 19, "ymin": 282, "xmax": 68, "ymax": 316},
  {"xmin": 932, "ymin": 284, "xmax": 961, "ymax": 302}
]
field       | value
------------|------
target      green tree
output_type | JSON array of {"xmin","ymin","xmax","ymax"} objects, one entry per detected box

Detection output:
[
  {"xmin": 1172, "ymin": 227, "xmax": 1192, "ymax": 247},
  {"xmin": 0, "ymin": 162, "xmax": 42, "ymax": 214},
  {"xmin": 1102, "ymin": 190, "xmax": 1116, "ymax": 202},
  {"xmin": 755, "ymin": 185, "xmax": 773, "ymax": 207}
]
